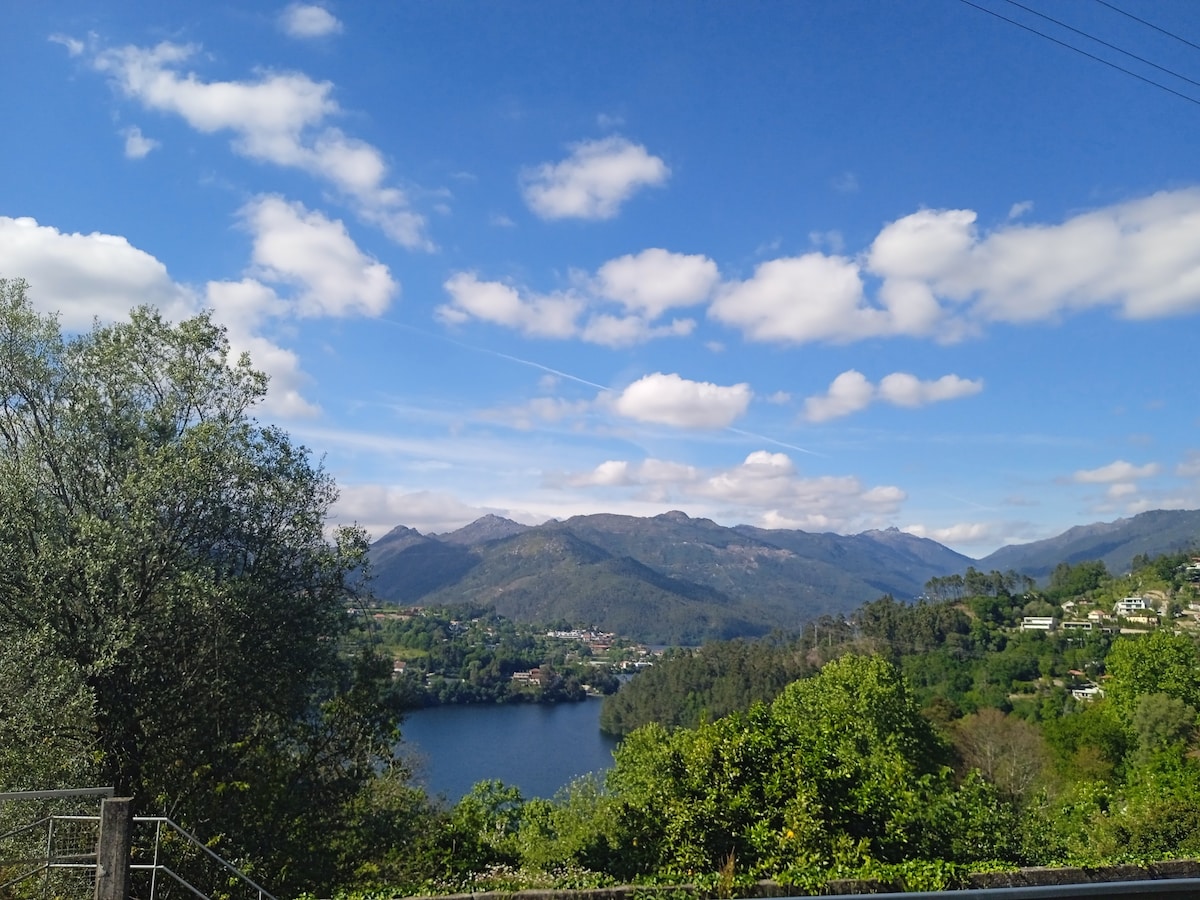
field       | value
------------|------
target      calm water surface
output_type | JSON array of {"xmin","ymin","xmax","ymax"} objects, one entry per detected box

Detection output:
[{"xmin": 399, "ymin": 698, "xmax": 620, "ymax": 803}]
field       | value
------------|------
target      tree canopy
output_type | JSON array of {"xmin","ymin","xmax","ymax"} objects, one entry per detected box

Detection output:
[{"xmin": 0, "ymin": 278, "xmax": 411, "ymax": 893}]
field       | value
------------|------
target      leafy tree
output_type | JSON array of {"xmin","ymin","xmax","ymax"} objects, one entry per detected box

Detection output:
[
  {"xmin": 1104, "ymin": 630, "xmax": 1200, "ymax": 722},
  {"xmin": 0, "ymin": 279, "xmax": 406, "ymax": 892},
  {"xmin": 952, "ymin": 708, "xmax": 1048, "ymax": 802},
  {"xmin": 0, "ymin": 626, "xmax": 98, "ymax": 790},
  {"xmin": 1131, "ymin": 692, "xmax": 1197, "ymax": 765},
  {"xmin": 603, "ymin": 655, "xmax": 1012, "ymax": 881},
  {"xmin": 1047, "ymin": 560, "xmax": 1108, "ymax": 600}
]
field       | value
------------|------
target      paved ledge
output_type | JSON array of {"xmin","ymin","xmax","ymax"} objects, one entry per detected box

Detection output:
[{"xmin": 403, "ymin": 860, "xmax": 1200, "ymax": 900}]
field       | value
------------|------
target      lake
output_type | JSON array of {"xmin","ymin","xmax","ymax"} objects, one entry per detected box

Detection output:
[{"xmin": 398, "ymin": 698, "xmax": 621, "ymax": 803}]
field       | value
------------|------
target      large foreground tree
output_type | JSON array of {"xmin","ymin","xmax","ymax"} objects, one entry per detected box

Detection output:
[{"xmin": 0, "ymin": 278, "xmax": 414, "ymax": 892}]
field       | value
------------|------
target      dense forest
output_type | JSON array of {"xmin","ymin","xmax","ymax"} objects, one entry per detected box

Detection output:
[{"xmin": 6, "ymin": 281, "xmax": 1200, "ymax": 898}]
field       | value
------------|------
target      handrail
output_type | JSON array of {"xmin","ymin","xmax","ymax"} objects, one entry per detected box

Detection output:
[
  {"xmin": 132, "ymin": 859, "xmax": 216, "ymax": 900},
  {"xmin": 131, "ymin": 816, "xmax": 278, "ymax": 900},
  {"xmin": 1, "ymin": 811, "xmax": 277, "ymax": 900},
  {"xmin": 0, "ymin": 787, "xmax": 114, "ymax": 802}
]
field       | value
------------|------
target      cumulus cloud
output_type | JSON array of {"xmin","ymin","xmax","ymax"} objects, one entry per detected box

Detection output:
[
  {"xmin": 578, "ymin": 314, "xmax": 694, "ymax": 347},
  {"xmin": 279, "ymin": 3, "xmax": 344, "ymax": 38},
  {"xmin": 593, "ymin": 248, "xmax": 718, "ymax": 317},
  {"xmin": 521, "ymin": 136, "xmax": 669, "ymax": 220},
  {"xmin": 0, "ymin": 209, "xmax": 391, "ymax": 419},
  {"xmin": 438, "ymin": 273, "xmax": 583, "ymax": 338},
  {"xmin": 902, "ymin": 521, "xmax": 997, "ymax": 547},
  {"xmin": 612, "ymin": 372, "xmax": 752, "ymax": 429},
  {"xmin": 868, "ymin": 208, "xmax": 977, "ymax": 282},
  {"xmin": 803, "ymin": 369, "xmax": 982, "ymax": 422},
  {"xmin": 711, "ymin": 188, "xmax": 1200, "ymax": 346},
  {"xmin": 1071, "ymin": 459, "xmax": 1161, "ymax": 483},
  {"xmin": 709, "ymin": 254, "xmax": 883, "ymax": 343},
  {"xmin": 803, "ymin": 370, "xmax": 874, "ymax": 423},
  {"xmin": 121, "ymin": 125, "xmax": 159, "ymax": 159},
  {"xmin": 439, "ymin": 248, "xmax": 714, "ymax": 346},
  {"xmin": 877, "ymin": 372, "xmax": 983, "ymax": 407},
  {"xmin": 91, "ymin": 41, "xmax": 429, "ymax": 248},
  {"xmin": 0, "ymin": 215, "xmax": 193, "ymax": 328},
  {"xmin": 241, "ymin": 195, "xmax": 397, "ymax": 318},
  {"xmin": 564, "ymin": 450, "xmax": 905, "ymax": 533}
]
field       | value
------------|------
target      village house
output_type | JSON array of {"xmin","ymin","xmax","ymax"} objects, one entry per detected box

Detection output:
[{"xmin": 1115, "ymin": 597, "xmax": 1148, "ymax": 615}]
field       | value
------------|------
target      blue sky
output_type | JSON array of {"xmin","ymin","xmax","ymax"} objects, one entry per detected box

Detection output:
[{"xmin": 5, "ymin": 1, "xmax": 1200, "ymax": 557}]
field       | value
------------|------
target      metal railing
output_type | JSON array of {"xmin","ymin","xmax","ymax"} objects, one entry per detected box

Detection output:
[
  {"xmin": 128, "ymin": 816, "xmax": 277, "ymax": 900},
  {"xmin": 0, "ymin": 799, "xmax": 276, "ymax": 900},
  {"xmin": 0, "ymin": 787, "xmax": 111, "ymax": 898}
]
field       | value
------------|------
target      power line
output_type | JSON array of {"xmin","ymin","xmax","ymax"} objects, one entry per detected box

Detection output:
[
  {"xmin": 1000, "ymin": 0, "xmax": 1200, "ymax": 90},
  {"xmin": 957, "ymin": 0, "xmax": 1200, "ymax": 108},
  {"xmin": 1091, "ymin": 0, "xmax": 1200, "ymax": 56}
]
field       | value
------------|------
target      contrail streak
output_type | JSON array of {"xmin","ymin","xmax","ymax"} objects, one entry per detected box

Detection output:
[
  {"xmin": 379, "ymin": 318, "xmax": 609, "ymax": 390},
  {"xmin": 378, "ymin": 317, "xmax": 821, "ymax": 456}
]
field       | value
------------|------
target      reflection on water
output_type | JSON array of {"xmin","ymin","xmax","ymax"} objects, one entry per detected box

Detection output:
[{"xmin": 399, "ymin": 698, "xmax": 620, "ymax": 803}]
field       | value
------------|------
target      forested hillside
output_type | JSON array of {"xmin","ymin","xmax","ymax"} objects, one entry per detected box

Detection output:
[
  {"xmin": 368, "ymin": 509, "xmax": 1200, "ymax": 644},
  {"xmin": 368, "ymin": 512, "xmax": 974, "ymax": 642}
]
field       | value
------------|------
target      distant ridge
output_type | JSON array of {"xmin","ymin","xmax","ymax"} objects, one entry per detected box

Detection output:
[
  {"xmin": 366, "ymin": 508, "xmax": 1200, "ymax": 643},
  {"xmin": 436, "ymin": 514, "xmax": 529, "ymax": 546},
  {"xmin": 979, "ymin": 508, "xmax": 1200, "ymax": 578}
]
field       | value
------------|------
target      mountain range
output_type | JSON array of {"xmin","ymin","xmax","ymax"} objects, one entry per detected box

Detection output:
[{"xmin": 366, "ymin": 509, "xmax": 1200, "ymax": 644}]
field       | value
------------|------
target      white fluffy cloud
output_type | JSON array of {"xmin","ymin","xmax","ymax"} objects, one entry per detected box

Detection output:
[
  {"xmin": 802, "ymin": 370, "xmax": 874, "ymax": 423},
  {"xmin": 439, "ymin": 248, "xmax": 714, "ymax": 346},
  {"xmin": 804, "ymin": 369, "xmax": 982, "ymax": 422},
  {"xmin": 438, "ymin": 273, "xmax": 583, "ymax": 338},
  {"xmin": 868, "ymin": 208, "xmax": 977, "ymax": 282},
  {"xmin": 902, "ymin": 521, "xmax": 997, "ymax": 547},
  {"xmin": 710, "ymin": 188, "xmax": 1200, "ymax": 346},
  {"xmin": 612, "ymin": 372, "xmax": 752, "ymax": 429},
  {"xmin": 521, "ymin": 136, "xmax": 669, "ymax": 220},
  {"xmin": 91, "ymin": 41, "xmax": 428, "ymax": 248},
  {"xmin": 241, "ymin": 195, "xmax": 397, "ymax": 318},
  {"xmin": 0, "ymin": 207, "xmax": 393, "ymax": 419},
  {"xmin": 877, "ymin": 372, "xmax": 983, "ymax": 407},
  {"xmin": 121, "ymin": 125, "xmax": 159, "ymax": 159},
  {"xmin": 565, "ymin": 450, "xmax": 905, "ymax": 532},
  {"xmin": 578, "ymin": 313, "xmax": 694, "ymax": 347},
  {"xmin": 873, "ymin": 191, "xmax": 1200, "ymax": 325},
  {"xmin": 1071, "ymin": 459, "xmax": 1161, "ymax": 483},
  {"xmin": 0, "ymin": 216, "xmax": 193, "ymax": 328},
  {"xmin": 709, "ymin": 254, "xmax": 883, "ymax": 343},
  {"xmin": 593, "ymin": 248, "xmax": 718, "ymax": 317},
  {"xmin": 279, "ymin": 3, "xmax": 344, "ymax": 38},
  {"xmin": 443, "ymin": 188, "xmax": 1200, "ymax": 347},
  {"xmin": 204, "ymin": 278, "xmax": 318, "ymax": 418}
]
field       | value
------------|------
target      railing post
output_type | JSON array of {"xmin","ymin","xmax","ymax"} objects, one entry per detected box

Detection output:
[{"xmin": 94, "ymin": 798, "xmax": 133, "ymax": 900}]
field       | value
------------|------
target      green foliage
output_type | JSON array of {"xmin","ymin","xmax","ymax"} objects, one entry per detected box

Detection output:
[
  {"xmin": 0, "ymin": 280, "xmax": 417, "ymax": 894},
  {"xmin": 1105, "ymin": 630, "xmax": 1200, "ymax": 721},
  {"xmin": 0, "ymin": 626, "xmax": 99, "ymax": 790},
  {"xmin": 1047, "ymin": 560, "xmax": 1109, "ymax": 600},
  {"xmin": 600, "ymin": 637, "xmax": 810, "ymax": 736},
  {"xmin": 602, "ymin": 655, "xmax": 1016, "ymax": 884}
]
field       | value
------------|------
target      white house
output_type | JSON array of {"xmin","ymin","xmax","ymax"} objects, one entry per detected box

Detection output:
[
  {"xmin": 1115, "ymin": 597, "xmax": 1148, "ymax": 615},
  {"xmin": 1021, "ymin": 616, "xmax": 1057, "ymax": 631}
]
